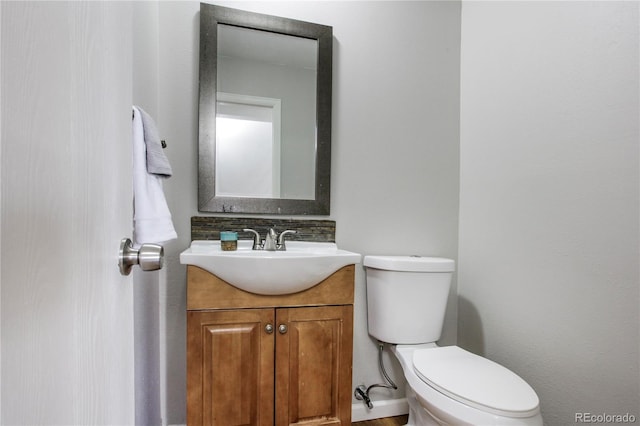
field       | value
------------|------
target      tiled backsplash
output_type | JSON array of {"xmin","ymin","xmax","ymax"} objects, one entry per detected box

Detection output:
[{"xmin": 191, "ymin": 217, "xmax": 336, "ymax": 242}]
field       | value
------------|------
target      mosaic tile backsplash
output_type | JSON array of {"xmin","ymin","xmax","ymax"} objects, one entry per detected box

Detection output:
[{"xmin": 191, "ymin": 217, "xmax": 336, "ymax": 243}]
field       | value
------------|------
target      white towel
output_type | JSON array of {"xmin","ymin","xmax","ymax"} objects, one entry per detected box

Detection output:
[{"xmin": 132, "ymin": 106, "xmax": 177, "ymax": 246}]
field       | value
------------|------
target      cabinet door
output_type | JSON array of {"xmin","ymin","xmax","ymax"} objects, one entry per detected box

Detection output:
[
  {"xmin": 275, "ymin": 305, "xmax": 353, "ymax": 426},
  {"xmin": 187, "ymin": 309, "xmax": 275, "ymax": 425}
]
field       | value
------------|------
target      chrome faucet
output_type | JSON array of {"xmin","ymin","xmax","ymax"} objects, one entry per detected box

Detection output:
[
  {"xmin": 263, "ymin": 228, "xmax": 278, "ymax": 251},
  {"xmin": 243, "ymin": 228, "xmax": 297, "ymax": 251}
]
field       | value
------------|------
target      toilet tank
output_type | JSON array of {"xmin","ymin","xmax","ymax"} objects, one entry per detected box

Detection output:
[{"xmin": 364, "ymin": 255, "xmax": 455, "ymax": 344}]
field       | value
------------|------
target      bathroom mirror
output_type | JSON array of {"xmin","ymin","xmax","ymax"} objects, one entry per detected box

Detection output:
[{"xmin": 199, "ymin": 4, "xmax": 333, "ymax": 215}]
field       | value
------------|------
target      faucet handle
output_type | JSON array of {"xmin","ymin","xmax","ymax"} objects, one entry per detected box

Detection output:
[
  {"xmin": 276, "ymin": 230, "xmax": 297, "ymax": 251},
  {"xmin": 243, "ymin": 228, "xmax": 262, "ymax": 250}
]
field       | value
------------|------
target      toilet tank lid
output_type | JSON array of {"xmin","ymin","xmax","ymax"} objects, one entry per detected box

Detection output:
[{"xmin": 364, "ymin": 255, "xmax": 455, "ymax": 272}]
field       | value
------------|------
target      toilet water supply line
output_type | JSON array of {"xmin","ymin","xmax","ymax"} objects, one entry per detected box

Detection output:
[{"xmin": 354, "ymin": 342, "xmax": 398, "ymax": 409}]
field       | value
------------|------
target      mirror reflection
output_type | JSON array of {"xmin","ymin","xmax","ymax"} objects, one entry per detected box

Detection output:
[
  {"xmin": 198, "ymin": 4, "xmax": 332, "ymax": 215},
  {"xmin": 216, "ymin": 24, "xmax": 318, "ymax": 200}
]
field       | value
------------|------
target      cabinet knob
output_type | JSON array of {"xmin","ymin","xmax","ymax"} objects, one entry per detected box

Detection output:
[
  {"xmin": 278, "ymin": 324, "xmax": 288, "ymax": 334},
  {"xmin": 265, "ymin": 324, "xmax": 274, "ymax": 334}
]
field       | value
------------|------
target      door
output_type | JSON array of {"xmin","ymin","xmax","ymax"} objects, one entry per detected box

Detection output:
[
  {"xmin": 187, "ymin": 309, "xmax": 275, "ymax": 426},
  {"xmin": 1, "ymin": 2, "xmax": 135, "ymax": 424},
  {"xmin": 275, "ymin": 306, "xmax": 354, "ymax": 426}
]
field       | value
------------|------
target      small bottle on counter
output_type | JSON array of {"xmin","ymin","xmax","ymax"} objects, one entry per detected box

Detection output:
[{"xmin": 220, "ymin": 231, "xmax": 238, "ymax": 251}]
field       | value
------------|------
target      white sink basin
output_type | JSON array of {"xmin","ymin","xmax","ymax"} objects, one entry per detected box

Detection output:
[{"xmin": 180, "ymin": 240, "xmax": 361, "ymax": 295}]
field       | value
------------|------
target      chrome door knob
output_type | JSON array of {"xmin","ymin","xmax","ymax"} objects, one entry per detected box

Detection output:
[
  {"xmin": 265, "ymin": 324, "xmax": 274, "ymax": 334},
  {"xmin": 118, "ymin": 238, "xmax": 164, "ymax": 276},
  {"xmin": 278, "ymin": 324, "xmax": 288, "ymax": 334}
]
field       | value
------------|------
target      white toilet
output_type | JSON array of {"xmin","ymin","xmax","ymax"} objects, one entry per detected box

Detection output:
[{"xmin": 364, "ymin": 255, "xmax": 543, "ymax": 426}]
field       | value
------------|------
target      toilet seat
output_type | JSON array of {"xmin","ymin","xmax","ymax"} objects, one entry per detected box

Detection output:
[{"xmin": 413, "ymin": 346, "xmax": 540, "ymax": 418}]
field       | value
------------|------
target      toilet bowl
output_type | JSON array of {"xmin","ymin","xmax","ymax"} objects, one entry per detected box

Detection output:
[
  {"xmin": 364, "ymin": 255, "xmax": 543, "ymax": 426},
  {"xmin": 392, "ymin": 344, "xmax": 542, "ymax": 425}
]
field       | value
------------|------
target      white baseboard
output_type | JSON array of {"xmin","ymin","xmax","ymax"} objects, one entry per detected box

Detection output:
[
  {"xmin": 351, "ymin": 397, "xmax": 409, "ymax": 422},
  {"xmin": 171, "ymin": 398, "xmax": 409, "ymax": 425}
]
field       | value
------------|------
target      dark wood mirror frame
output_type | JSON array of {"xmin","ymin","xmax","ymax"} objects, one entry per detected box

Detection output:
[{"xmin": 199, "ymin": 4, "xmax": 333, "ymax": 215}]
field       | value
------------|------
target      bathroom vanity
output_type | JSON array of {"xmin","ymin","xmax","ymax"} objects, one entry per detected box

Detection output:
[
  {"xmin": 186, "ymin": 264, "xmax": 355, "ymax": 425},
  {"xmin": 191, "ymin": 1, "xmax": 347, "ymax": 421}
]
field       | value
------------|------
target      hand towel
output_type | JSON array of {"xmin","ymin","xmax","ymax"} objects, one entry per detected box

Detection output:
[
  {"xmin": 132, "ymin": 106, "xmax": 178, "ymax": 245},
  {"xmin": 137, "ymin": 106, "xmax": 173, "ymax": 177}
]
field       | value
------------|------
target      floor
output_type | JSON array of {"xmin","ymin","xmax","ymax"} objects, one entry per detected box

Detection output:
[{"xmin": 352, "ymin": 415, "xmax": 408, "ymax": 426}]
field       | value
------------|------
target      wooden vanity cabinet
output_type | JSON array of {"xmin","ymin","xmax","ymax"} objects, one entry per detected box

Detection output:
[{"xmin": 187, "ymin": 265, "xmax": 355, "ymax": 426}]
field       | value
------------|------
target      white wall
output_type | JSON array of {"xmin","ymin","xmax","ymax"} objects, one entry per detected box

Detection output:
[
  {"xmin": 132, "ymin": 2, "xmax": 164, "ymax": 425},
  {"xmin": 0, "ymin": 3, "xmax": 3, "ymax": 420},
  {"xmin": 459, "ymin": 2, "xmax": 639, "ymax": 425},
  {"xmin": 155, "ymin": 1, "xmax": 461, "ymax": 423}
]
